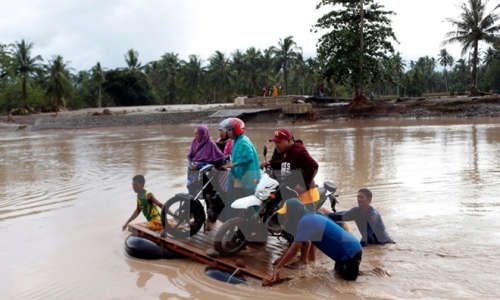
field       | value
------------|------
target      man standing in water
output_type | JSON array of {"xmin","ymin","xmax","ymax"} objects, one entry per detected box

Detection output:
[
  {"xmin": 319, "ymin": 188, "xmax": 395, "ymax": 247},
  {"xmin": 262, "ymin": 128, "xmax": 321, "ymax": 268},
  {"xmin": 268, "ymin": 198, "xmax": 362, "ymax": 282}
]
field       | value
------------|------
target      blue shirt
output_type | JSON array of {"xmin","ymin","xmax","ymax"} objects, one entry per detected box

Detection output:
[
  {"xmin": 329, "ymin": 206, "xmax": 394, "ymax": 247},
  {"xmin": 294, "ymin": 213, "xmax": 362, "ymax": 262}
]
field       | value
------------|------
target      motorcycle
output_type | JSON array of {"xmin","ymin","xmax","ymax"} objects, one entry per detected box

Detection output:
[
  {"xmin": 213, "ymin": 145, "xmax": 341, "ymax": 256},
  {"xmin": 161, "ymin": 163, "xmax": 227, "ymax": 238}
]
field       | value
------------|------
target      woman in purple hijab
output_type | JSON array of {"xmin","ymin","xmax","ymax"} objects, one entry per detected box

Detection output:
[
  {"xmin": 187, "ymin": 125, "xmax": 227, "ymax": 229},
  {"xmin": 187, "ymin": 125, "xmax": 225, "ymax": 165}
]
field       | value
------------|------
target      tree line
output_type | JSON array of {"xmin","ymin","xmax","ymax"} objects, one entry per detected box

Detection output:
[{"xmin": 1, "ymin": 0, "xmax": 499, "ymax": 114}]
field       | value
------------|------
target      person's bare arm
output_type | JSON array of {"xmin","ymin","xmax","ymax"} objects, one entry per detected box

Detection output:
[
  {"xmin": 267, "ymin": 241, "xmax": 302, "ymax": 281},
  {"xmin": 317, "ymin": 206, "xmax": 332, "ymax": 215},
  {"xmin": 122, "ymin": 206, "xmax": 141, "ymax": 231},
  {"xmin": 148, "ymin": 193, "xmax": 163, "ymax": 209}
]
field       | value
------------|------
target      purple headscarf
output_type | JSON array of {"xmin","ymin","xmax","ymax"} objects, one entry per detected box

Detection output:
[{"xmin": 187, "ymin": 125, "xmax": 226, "ymax": 163}]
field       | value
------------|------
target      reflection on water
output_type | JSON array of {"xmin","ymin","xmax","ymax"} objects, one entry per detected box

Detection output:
[{"xmin": 1, "ymin": 118, "xmax": 500, "ymax": 299}]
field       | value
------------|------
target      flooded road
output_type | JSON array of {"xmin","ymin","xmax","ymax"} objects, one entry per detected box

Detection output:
[{"xmin": 1, "ymin": 118, "xmax": 499, "ymax": 299}]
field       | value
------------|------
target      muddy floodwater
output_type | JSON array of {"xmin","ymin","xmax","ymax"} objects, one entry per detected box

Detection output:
[{"xmin": 1, "ymin": 118, "xmax": 499, "ymax": 299}]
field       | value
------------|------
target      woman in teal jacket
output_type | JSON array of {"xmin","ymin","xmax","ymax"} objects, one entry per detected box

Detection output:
[{"xmin": 220, "ymin": 118, "xmax": 261, "ymax": 221}]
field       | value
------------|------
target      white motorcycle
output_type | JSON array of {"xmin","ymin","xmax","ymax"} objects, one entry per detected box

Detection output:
[{"xmin": 213, "ymin": 146, "xmax": 340, "ymax": 256}]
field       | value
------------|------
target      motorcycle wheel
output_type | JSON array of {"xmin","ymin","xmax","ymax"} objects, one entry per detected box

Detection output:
[
  {"xmin": 161, "ymin": 194, "xmax": 205, "ymax": 238},
  {"xmin": 213, "ymin": 217, "xmax": 248, "ymax": 256}
]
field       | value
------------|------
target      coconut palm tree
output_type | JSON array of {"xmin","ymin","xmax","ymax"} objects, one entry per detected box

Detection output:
[
  {"xmin": 206, "ymin": 51, "xmax": 234, "ymax": 102},
  {"xmin": 159, "ymin": 52, "xmax": 181, "ymax": 104},
  {"xmin": 482, "ymin": 46, "xmax": 497, "ymax": 66},
  {"xmin": 261, "ymin": 47, "xmax": 278, "ymax": 89},
  {"xmin": 437, "ymin": 48, "xmax": 455, "ymax": 92},
  {"xmin": 45, "ymin": 55, "xmax": 73, "ymax": 116},
  {"xmin": 181, "ymin": 54, "xmax": 205, "ymax": 104},
  {"xmin": 271, "ymin": 36, "xmax": 302, "ymax": 95},
  {"xmin": 304, "ymin": 57, "xmax": 319, "ymax": 95},
  {"xmin": 90, "ymin": 62, "xmax": 105, "ymax": 107},
  {"xmin": 10, "ymin": 39, "xmax": 43, "ymax": 112},
  {"xmin": 454, "ymin": 58, "xmax": 470, "ymax": 88},
  {"xmin": 123, "ymin": 48, "xmax": 149, "ymax": 85},
  {"xmin": 231, "ymin": 49, "xmax": 245, "ymax": 95},
  {"xmin": 442, "ymin": 0, "xmax": 500, "ymax": 93},
  {"xmin": 389, "ymin": 52, "xmax": 406, "ymax": 96},
  {"xmin": 241, "ymin": 47, "xmax": 264, "ymax": 95},
  {"xmin": 124, "ymin": 48, "xmax": 142, "ymax": 71},
  {"xmin": 0, "ymin": 43, "xmax": 12, "ymax": 80},
  {"xmin": 291, "ymin": 53, "xmax": 307, "ymax": 95}
]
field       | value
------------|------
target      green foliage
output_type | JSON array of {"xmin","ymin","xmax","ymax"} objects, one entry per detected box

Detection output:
[
  {"xmin": 442, "ymin": 0, "xmax": 500, "ymax": 87},
  {"xmin": 44, "ymin": 55, "xmax": 74, "ymax": 112},
  {"xmin": 102, "ymin": 69, "xmax": 156, "ymax": 106},
  {"xmin": 271, "ymin": 36, "xmax": 302, "ymax": 95},
  {"xmin": 207, "ymin": 51, "xmax": 234, "ymax": 102},
  {"xmin": 483, "ymin": 59, "xmax": 500, "ymax": 91},
  {"xmin": 313, "ymin": 0, "xmax": 398, "ymax": 97},
  {"xmin": 10, "ymin": 39, "xmax": 43, "ymax": 108}
]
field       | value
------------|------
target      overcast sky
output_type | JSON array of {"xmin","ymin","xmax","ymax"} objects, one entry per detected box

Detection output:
[{"xmin": 1, "ymin": 0, "xmax": 495, "ymax": 72}]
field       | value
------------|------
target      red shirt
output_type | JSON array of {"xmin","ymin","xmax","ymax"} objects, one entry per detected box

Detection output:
[{"xmin": 270, "ymin": 141, "xmax": 318, "ymax": 190}]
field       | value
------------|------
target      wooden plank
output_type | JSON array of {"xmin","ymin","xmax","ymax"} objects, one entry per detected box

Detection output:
[{"xmin": 127, "ymin": 222, "xmax": 291, "ymax": 280}]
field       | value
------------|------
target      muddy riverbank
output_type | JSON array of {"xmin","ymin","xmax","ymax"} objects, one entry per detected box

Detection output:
[{"xmin": 2, "ymin": 96, "xmax": 500, "ymax": 131}]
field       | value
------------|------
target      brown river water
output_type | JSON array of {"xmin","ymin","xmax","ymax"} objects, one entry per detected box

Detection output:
[{"xmin": 1, "ymin": 118, "xmax": 499, "ymax": 300}]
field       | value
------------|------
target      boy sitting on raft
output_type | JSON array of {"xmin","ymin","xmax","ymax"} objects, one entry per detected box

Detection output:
[{"xmin": 122, "ymin": 175, "xmax": 164, "ymax": 231}]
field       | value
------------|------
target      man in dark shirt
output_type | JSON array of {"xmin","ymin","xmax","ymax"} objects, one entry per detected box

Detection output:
[
  {"xmin": 262, "ymin": 128, "xmax": 321, "ymax": 268},
  {"xmin": 319, "ymin": 188, "xmax": 395, "ymax": 247},
  {"xmin": 263, "ymin": 128, "xmax": 319, "ymax": 204}
]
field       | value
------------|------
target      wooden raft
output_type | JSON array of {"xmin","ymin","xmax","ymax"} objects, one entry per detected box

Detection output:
[{"xmin": 127, "ymin": 222, "xmax": 288, "ymax": 281}]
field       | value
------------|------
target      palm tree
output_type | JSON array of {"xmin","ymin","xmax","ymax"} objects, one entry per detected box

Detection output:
[
  {"xmin": 261, "ymin": 47, "xmax": 278, "ymax": 88},
  {"xmin": 241, "ymin": 47, "xmax": 264, "ymax": 95},
  {"xmin": 304, "ymin": 57, "xmax": 319, "ymax": 95},
  {"xmin": 207, "ymin": 51, "xmax": 234, "ymax": 102},
  {"xmin": 390, "ymin": 52, "xmax": 406, "ymax": 95},
  {"xmin": 123, "ymin": 48, "xmax": 149, "ymax": 85},
  {"xmin": 482, "ymin": 46, "xmax": 497, "ymax": 66},
  {"xmin": 442, "ymin": 0, "xmax": 500, "ymax": 93},
  {"xmin": 437, "ymin": 48, "xmax": 455, "ymax": 92},
  {"xmin": 271, "ymin": 36, "xmax": 302, "ymax": 95},
  {"xmin": 124, "ymin": 48, "xmax": 142, "ymax": 71},
  {"xmin": 454, "ymin": 58, "xmax": 470, "ymax": 88},
  {"xmin": 10, "ymin": 39, "xmax": 43, "ymax": 112},
  {"xmin": 291, "ymin": 53, "xmax": 307, "ymax": 95},
  {"xmin": 159, "ymin": 52, "xmax": 181, "ymax": 104},
  {"xmin": 181, "ymin": 54, "xmax": 205, "ymax": 104},
  {"xmin": 90, "ymin": 62, "xmax": 105, "ymax": 107},
  {"xmin": 45, "ymin": 55, "xmax": 73, "ymax": 116},
  {"xmin": 230, "ymin": 49, "xmax": 245, "ymax": 95},
  {"xmin": 0, "ymin": 43, "xmax": 12, "ymax": 80}
]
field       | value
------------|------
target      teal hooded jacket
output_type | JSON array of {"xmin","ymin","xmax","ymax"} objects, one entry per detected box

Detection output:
[{"xmin": 230, "ymin": 134, "xmax": 261, "ymax": 190}]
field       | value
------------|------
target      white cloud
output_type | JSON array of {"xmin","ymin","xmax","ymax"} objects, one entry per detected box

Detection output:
[{"xmin": 1, "ymin": 0, "xmax": 497, "ymax": 71}]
